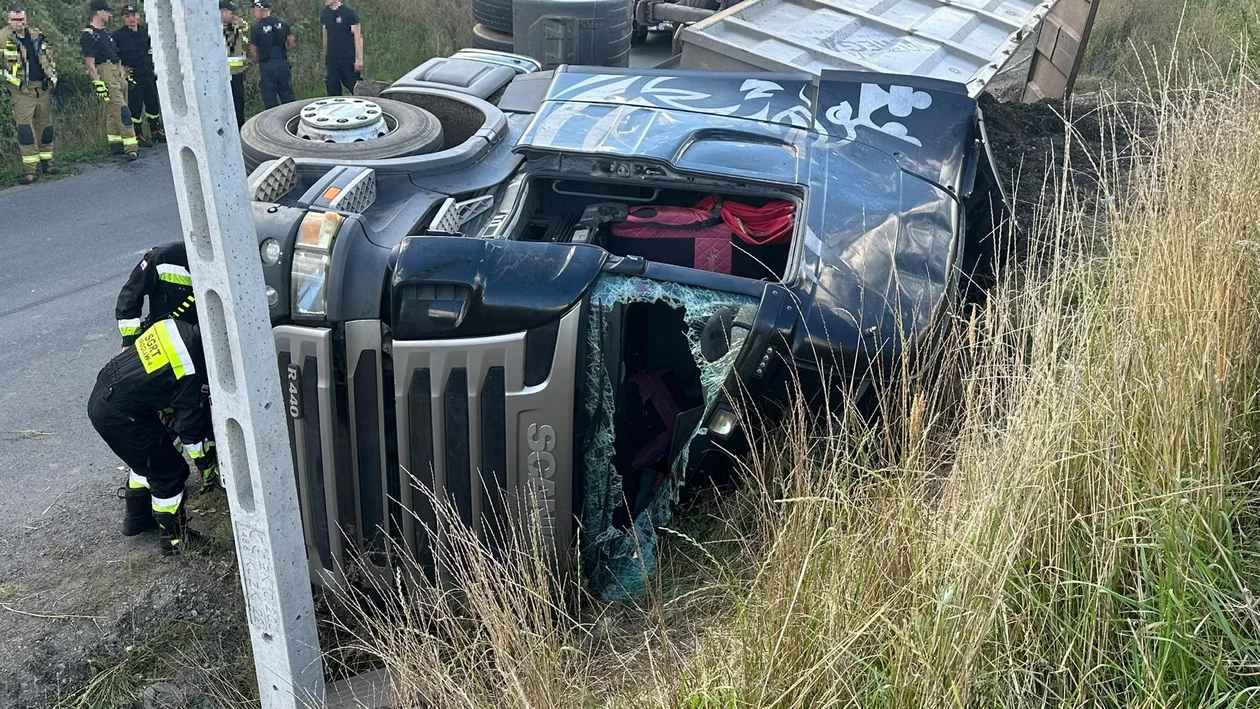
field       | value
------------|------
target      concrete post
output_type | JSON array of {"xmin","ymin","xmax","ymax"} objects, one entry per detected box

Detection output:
[{"xmin": 145, "ymin": 1, "xmax": 326, "ymax": 706}]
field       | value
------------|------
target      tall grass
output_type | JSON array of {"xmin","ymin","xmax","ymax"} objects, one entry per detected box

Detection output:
[
  {"xmin": 1086, "ymin": 0, "xmax": 1260, "ymax": 79},
  {"xmin": 329, "ymin": 68, "xmax": 1260, "ymax": 708}
]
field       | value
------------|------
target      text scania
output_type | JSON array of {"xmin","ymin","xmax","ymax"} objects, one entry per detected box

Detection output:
[{"xmin": 526, "ymin": 422, "xmax": 557, "ymax": 538}]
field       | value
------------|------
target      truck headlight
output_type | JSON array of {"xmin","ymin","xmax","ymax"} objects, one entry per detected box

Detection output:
[
  {"xmin": 292, "ymin": 250, "xmax": 330, "ymax": 317},
  {"xmin": 291, "ymin": 211, "xmax": 344, "ymax": 318}
]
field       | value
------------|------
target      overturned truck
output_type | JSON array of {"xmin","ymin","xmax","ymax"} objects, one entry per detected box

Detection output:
[{"xmin": 242, "ymin": 1, "xmax": 1033, "ymax": 594}]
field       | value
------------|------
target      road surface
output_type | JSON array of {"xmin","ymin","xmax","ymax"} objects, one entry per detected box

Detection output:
[{"xmin": 0, "ymin": 149, "xmax": 196, "ymax": 706}]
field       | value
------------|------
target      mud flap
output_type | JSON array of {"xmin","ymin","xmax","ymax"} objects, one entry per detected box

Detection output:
[{"xmin": 581, "ymin": 275, "xmax": 757, "ymax": 599}]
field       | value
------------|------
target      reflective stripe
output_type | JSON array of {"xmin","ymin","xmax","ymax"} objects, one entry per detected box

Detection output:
[
  {"xmin": 118, "ymin": 317, "xmax": 142, "ymax": 336},
  {"xmin": 122, "ymin": 137, "xmax": 138, "ymax": 148},
  {"xmin": 227, "ymin": 56, "xmax": 246, "ymax": 67},
  {"xmin": 128, "ymin": 469, "xmax": 150, "ymax": 489},
  {"xmin": 132, "ymin": 117, "xmax": 142, "ymax": 124},
  {"xmin": 151, "ymin": 491, "xmax": 183, "ymax": 514},
  {"xmin": 38, "ymin": 152, "xmax": 52, "ymax": 160},
  {"xmin": 156, "ymin": 264, "xmax": 193, "ymax": 286},
  {"xmin": 157, "ymin": 319, "xmax": 196, "ymax": 379},
  {"xmin": 145, "ymin": 112, "xmax": 160, "ymax": 120},
  {"xmin": 185, "ymin": 440, "xmax": 205, "ymax": 458},
  {"xmin": 21, "ymin": 154, "xmax": 39, "ymax": 164},
  {"xmin": 107, "ymin": 134, "xmax": 122, "ymax": 143}
]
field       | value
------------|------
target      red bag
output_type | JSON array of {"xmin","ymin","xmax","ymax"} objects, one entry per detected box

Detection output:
[{"xmin": 695, "ymin": 195, "xmax": 795, "ymax": 246}]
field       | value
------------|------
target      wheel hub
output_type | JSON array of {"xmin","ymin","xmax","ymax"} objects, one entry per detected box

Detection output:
[{"xmin": 295, "ymin": 98, "xmax": 389, "ymax": 143}]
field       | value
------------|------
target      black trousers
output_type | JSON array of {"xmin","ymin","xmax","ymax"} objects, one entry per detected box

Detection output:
[
  {"xmin": 260, "ymin": 58, "xmax": 296, "ymax": 109},
  {"xmin": 87, "ymin": 383, "xmax": 188, "ymax": 504},
  {"xmin": 127, "ymin": 74, "xmax": 162, "ymax": 134},
  {"xmin": 325, "ymin": 56, "xmax": 360, "ymax": 96},
  {"xmin": 230, "ymin": 72, "xmax": 245, "ymax": 127}
]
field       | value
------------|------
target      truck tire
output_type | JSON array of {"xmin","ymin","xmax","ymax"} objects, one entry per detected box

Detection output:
[
  {"xmin": 473, "ymin": 0, "xmax": 513, "ymax": 34},
  {"xmin": 240, "ymin": 97, "xmax": 444, "ymax": 171},
  {"xmin": 472, "ymin": 24, "xmax": 515, "ymax": 53}
]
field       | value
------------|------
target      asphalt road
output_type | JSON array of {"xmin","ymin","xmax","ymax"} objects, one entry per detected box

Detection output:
[{"xmin": 0, "ymin": 150, "xmax": 182, "ymax": 529}]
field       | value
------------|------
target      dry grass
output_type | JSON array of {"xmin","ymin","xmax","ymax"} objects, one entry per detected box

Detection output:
[{"xmin": 326, "ymin": 66, "xmax": 1260, "ymax": 708}]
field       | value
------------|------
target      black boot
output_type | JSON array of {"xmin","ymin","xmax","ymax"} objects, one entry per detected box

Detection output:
[
  {"xmin": 155, "ymin": 505, "xmax": 202, "ymax": 556},
  {"xmin": 119, "ymin": 486, "xmax": 159, "ymax": 536}
]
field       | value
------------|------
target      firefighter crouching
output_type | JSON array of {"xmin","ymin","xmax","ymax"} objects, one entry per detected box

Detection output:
[
  {"xmin": 116, "ymin": 242, "xmax": 195, "ymax": 348},
  {"xmin": 88, "ymin": 319, "xmax": 217, "ymax": 555},
  {"xmin": 3, "ymin": 3, "xmax": 59, "ymax": 184}
]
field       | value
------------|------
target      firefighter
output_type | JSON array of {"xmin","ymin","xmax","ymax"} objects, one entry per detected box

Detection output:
[
  {"xmin": 116, "ymin": 241, "xmax": 196, "ymax": 349},
  {"xmin": 3, "ymin": 4, "xmax": 58, "ymax": 184},
  {"xmin": 112, "ymin": 4, "xmax": 163, "ymax": 145},
  {"xmin": 88, "ymin": 319, "xmax": 217, "ymax": 554},
  {"xmin": 220, "ymin": 0, "xmax": 248, "ymax": 127},
  {"xmin": 81, "ymin": 0, "xmax": 138, "ymax": 160},
  {"xmin": 249, "ymin": 0, "xmax": 294, "ymax": 109}
]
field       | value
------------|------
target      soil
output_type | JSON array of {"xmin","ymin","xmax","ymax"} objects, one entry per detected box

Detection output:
[{"xmin": 0, "ymin": 471, "xmax": 251, "ymax": 708}]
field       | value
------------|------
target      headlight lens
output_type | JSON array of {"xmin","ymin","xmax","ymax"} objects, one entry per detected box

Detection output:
[
  {"xmin": 265, "ymin": 285, "xmax": 279, "ymax": 307},
  {"xmin": 260, "ymin": 238, "xmax": 282, "ymax": 266},
  {"xmin": 291, "ymin": 250, "xmax": 331, "ymax": 317}
]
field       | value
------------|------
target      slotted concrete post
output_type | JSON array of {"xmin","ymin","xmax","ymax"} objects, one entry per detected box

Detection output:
[{"xmin": 145, "ymin": 1, "xmax": 326, "ymax": 706}]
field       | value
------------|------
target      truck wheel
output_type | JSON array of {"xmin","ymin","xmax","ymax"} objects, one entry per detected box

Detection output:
[
  {"xmin": 472, "ymin": 24, "xmax": 515, "ymax": 53},
  {"xmin": 473, "ymin": 0, "xmax": 513, "ymax": 34},
  {"xmin": 240, "ymin": 97, "xmax": 444, "ymax": 170}
]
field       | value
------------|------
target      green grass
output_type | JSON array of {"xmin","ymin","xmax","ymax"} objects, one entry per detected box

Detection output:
[
  {"xmin": 55, "ymin": 619, "xmax": 257, "ymax": 709},
  {"xmin": 1, "ymin": 0, "xmax": 472, "ymax": 180},
  {"xmin": 1085, "ymin": 0, "xmax": 1260, "ymax": 80}
]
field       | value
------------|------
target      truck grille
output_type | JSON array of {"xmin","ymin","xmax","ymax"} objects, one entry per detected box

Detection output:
[{"xmin": 276, "ymin": 307, "xmax": 582, "ymax": 588}]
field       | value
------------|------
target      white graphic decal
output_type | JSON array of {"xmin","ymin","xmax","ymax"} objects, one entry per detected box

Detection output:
[{"xmin": 823, "ymin": 84, "xmax": 933, "ymax": 147}]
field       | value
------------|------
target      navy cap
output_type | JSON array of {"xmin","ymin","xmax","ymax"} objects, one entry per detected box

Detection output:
[
  {"xmin": 219, "ymin": 0, "xmax": 236, "ymax": 11},
  {"xmin": 90, "ymin": 0, "xmax": 113, "ymax": 12},
  {"xmin": 120, "ymin": 4, "xmax": 138, "ymax": 14},
  {"xmin": 253, "ymin": 0, "xmax": 270, "ymax": 8}
]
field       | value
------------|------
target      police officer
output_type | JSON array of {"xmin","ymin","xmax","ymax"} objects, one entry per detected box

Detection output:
[
  {"xmin": 250, "ymin": 0, "xmax": 294, "ymax": 109},
  {"xmin": 116, "ymin": 242, "xmax": 196, "ymax": 349},
  {"xmin": 113, "ymin": 4, "xmax": 163, "ymax": 145},
  {"xmin": 88, "ymin": 319, "xmax": 217, "ymax": 554},
  {"xmin": 220, "ymin": 0, "xmax": 248, "ymax": 127},
  {"xmin": 3, "ymin": 4, "xmax": 58, "ymax": 184},
  {"xmin": 81, "ymin": 0, "xmax": 138, "ymax": 160},
  {"xmin": 321, "ymin": 0, "xmax": 361, "ymax": 96}
]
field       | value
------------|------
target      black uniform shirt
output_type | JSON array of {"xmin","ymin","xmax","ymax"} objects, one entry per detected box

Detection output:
[
  {"xmin": 321, "ymin": 5, "xmax": 358, "ymax": 59},
  {"xmin": 80, "ymin": 25, "xmax": 120, "ymax": 63},
  {"xmin": 113, "ymin": 24, "xmax": 154, "ymax": 76},
  {"xmin": 251, "ymin": 16, "xmax": 291, "ymax": 62},
  {"xmin": 16, "ymin": 32, "xmax": 45, "ymax": 82},
  {"xmin": 116, "ymin": 242, "xmax": 197, "ymax": 347}
]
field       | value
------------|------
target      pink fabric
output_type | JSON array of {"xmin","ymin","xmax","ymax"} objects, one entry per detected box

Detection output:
[{"xmin": 610, "ymin": 205, "xmax": 733, "ymax": 274}]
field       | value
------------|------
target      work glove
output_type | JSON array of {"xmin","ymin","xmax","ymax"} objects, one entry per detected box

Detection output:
[{"xmin": 93, "ymin": 79, "xmax": 109, "ymax": 102}]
